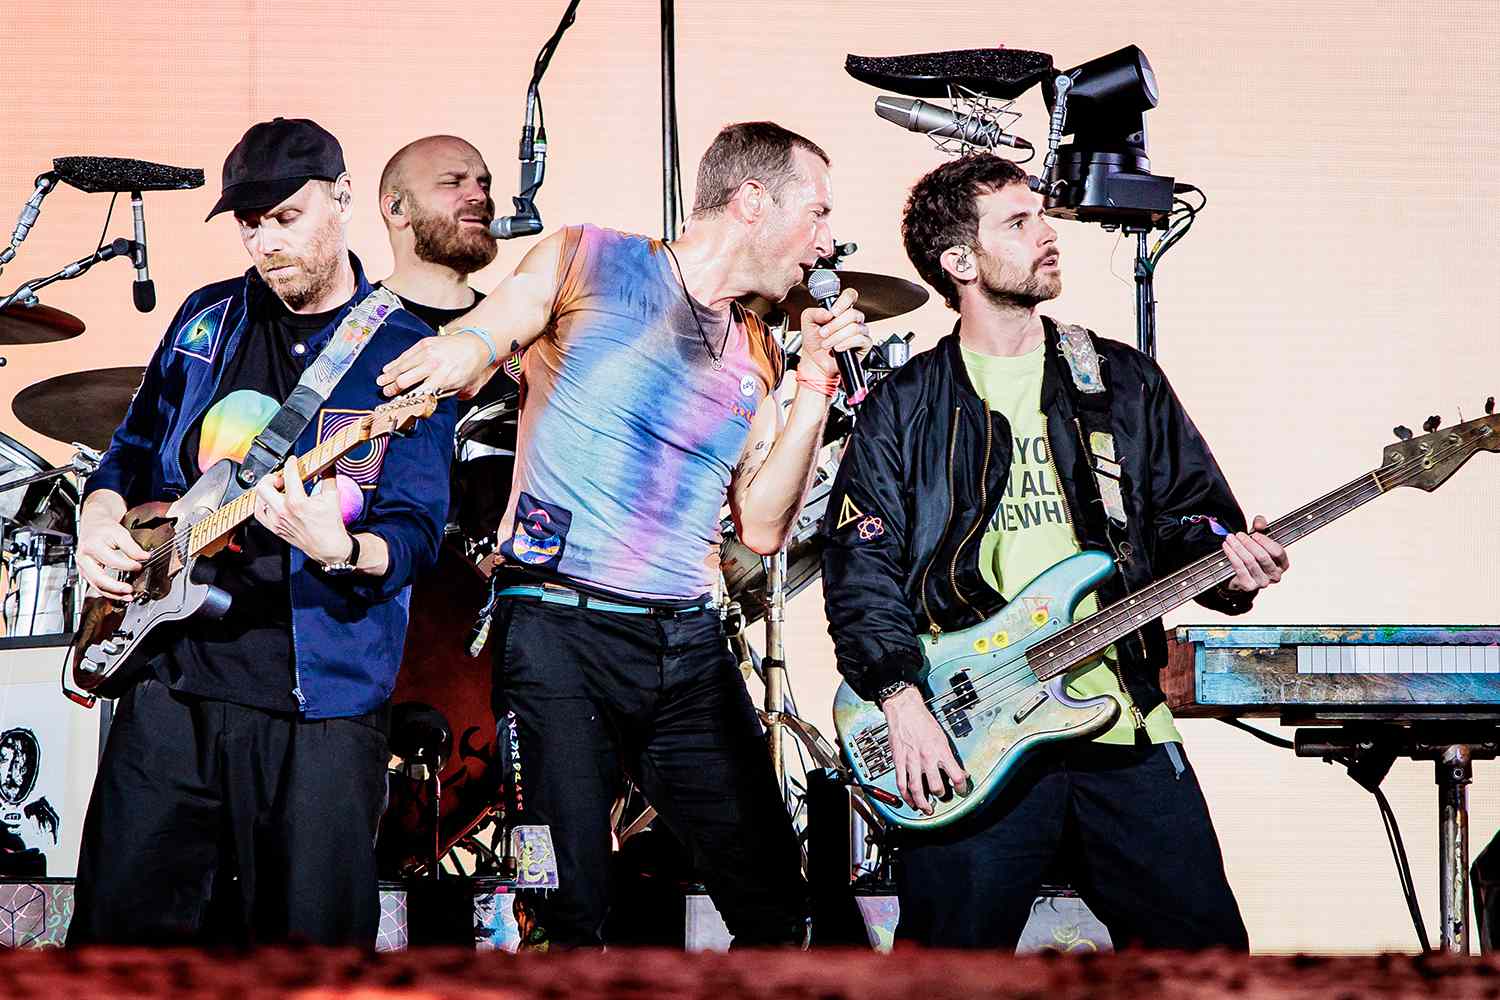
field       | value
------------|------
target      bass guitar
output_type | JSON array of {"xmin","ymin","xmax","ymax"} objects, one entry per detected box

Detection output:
[{"xmin": 834, "ymin": 408, "xmax": 1499, "ymax": 829}]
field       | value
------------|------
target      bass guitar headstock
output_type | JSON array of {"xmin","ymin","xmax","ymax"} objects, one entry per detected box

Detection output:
[{"xmin": 1382, "ymin": 399, "xmax": 1498, "ymax": 493}]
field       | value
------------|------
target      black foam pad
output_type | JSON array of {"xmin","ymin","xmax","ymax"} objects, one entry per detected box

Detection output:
[
  {"xmin": 53, "ymin": 155, "xmax": 205, "ymax": 193},
  {"xmin": 845, "ymin": 48, "xmax": 1054, "ymax": 100}
]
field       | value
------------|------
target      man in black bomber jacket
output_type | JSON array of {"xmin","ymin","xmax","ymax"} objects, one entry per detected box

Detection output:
[{"xmin": 820, "ymin": 154, "xmax": 1289, "ymax": 951}]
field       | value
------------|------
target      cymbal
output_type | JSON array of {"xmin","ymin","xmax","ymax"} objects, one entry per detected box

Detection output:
[
  {"xmin": 12, "ymin": 366, "xmax": 144, "ymax": 450},
  {"xmin": 0, "ymin": 303, "xmax": 85, "ymax": 345},
  {"xmin": 742, "ymin": 271, "xmax": 930, "ymax": 330}
]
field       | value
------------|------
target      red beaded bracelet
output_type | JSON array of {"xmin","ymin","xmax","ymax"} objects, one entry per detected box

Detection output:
[{"xmin": 794, "ymin": 368, "xmax": 839, "ymax": 398}]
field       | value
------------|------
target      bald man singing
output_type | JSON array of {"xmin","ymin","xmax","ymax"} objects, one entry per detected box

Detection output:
[{"xmin": 375, "ymin": 135, "xmax": 499, "ymax": 333}]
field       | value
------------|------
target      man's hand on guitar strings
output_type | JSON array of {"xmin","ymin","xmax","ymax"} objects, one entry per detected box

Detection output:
[
  {"xmin": 1222, "ymin": 514, "xmax": 1290, "ymax": 593},
  {"xmin": 252, "ymin": 455, "xmax": 354, "ymax": 566},
  {"xmin": 76, "ymin": 501, "xmax": 149, "ymax": 600},
  {"xmin": 881, "ymin": 685, "xmax": 971, "ymax": 815}
]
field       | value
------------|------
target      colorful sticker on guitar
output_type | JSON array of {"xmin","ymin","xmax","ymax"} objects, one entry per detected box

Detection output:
[
  {"xmin": 173, "ymin": 297, "xmax": 231, "ymax": 363},
  {"xmin": 1022, "ymin": 597, "xmax": 1052, "ymax": 627}
]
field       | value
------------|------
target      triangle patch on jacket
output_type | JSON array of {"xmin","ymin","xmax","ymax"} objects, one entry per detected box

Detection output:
[{"xmin": 173, "ymin": 297, "xmax": 231, "ymax": 363}]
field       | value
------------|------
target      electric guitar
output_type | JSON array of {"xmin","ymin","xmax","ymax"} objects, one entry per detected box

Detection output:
[
  {"xmin": 70, "ymin": 393, "xmax": 440, "ymax": 699},
  {"xmin": 834, "ymin": 408, "xmax": 1500, "ymax": 830}
]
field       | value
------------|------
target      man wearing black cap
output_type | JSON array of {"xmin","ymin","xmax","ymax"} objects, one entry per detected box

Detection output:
[{"xmin": 69, "ymin": 117, "xmax": 456, "ymax": 947}]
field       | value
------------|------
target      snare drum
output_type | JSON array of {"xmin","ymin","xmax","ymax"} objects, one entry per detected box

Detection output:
[{"xmin": 0, "ymin": 433, "xmax": 78, "ymax": 637}]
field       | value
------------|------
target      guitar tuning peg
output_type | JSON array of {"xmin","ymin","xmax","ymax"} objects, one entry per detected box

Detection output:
[
  {"xmin": 1486, "ymin": 396, "xmax": 1495, "ymax": 415},
  {"xmin": 1393, "ymin": 425, "xmax": 1413, "ymax": 441},
  {"xmin": 1423, "ymin": 415, "xmax": 1442, "ymax": 433}
]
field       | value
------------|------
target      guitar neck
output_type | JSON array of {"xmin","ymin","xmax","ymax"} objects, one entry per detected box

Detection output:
[
  {"xmin": 1027, "ymin": 465, "xmax": 1394, "ymax": 683},
  {"xmin": 184, "ymin": 419, "xmax": 369, "ymax": 556}
]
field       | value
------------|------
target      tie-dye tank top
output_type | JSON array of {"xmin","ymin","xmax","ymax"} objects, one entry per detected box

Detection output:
[{"xmin": 497, "ymin": 224, "xmax": 783, "ymax": 600}]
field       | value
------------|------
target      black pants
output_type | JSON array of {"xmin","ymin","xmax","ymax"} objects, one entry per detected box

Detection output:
[
  {"xmin": 68, "ymin": 678, "xmax": 389, "ymax": 947},
  {"xmin": 896, "ymin": 739, "xmax": 1248, "ymax": 951},
  {"xmin": 492, "ymin": 597, "xmax": 808, "ymax": 947}
]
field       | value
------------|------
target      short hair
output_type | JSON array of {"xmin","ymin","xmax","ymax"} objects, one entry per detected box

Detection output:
[
  {"xmin": 901, "ymin": 154, "xmax": 1030, "ymax": 310},
  {"xmin": 691, "ymin": 122, "xmax": 829, "ymax": 218}
]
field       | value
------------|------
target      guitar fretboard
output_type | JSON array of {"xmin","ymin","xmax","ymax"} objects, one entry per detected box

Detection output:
[
  {"xmin": 184, "ymin": 416, "xmax": 370, "ymax": 555},
  {"xmin": 1024, "ymin": 470, "xmax": 1390, "ymax": 683}
]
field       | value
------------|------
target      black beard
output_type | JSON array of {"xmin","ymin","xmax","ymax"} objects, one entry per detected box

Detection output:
[
  {"xmin": 977, "ymin": 259, "xmax": 1060, "ymax": 309},
  {"xmin": 411, "ymin": 201, "xmax": 498, "ymax": 275}
]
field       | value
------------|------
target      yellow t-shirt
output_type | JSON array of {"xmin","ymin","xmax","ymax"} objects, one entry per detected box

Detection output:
[{"xmin": 962, "ymin": 342, "xmax": 1179, "ymax": 746}]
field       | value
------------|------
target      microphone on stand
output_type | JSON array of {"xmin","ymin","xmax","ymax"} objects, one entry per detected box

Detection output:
[
  {"xmin": 806, "ymin": 268, "xmax": 867, "ymax": 406},
  {"xmin": 490, "ymin": 86, "xmax": 546, "ymax": 240},
  {"xmin": 130, "ymin": 192, "xmax": 155, "ymax": 312},
  {"xmin": 874, "ymin": 96, "xmax": 1033, "ymax": 150}
]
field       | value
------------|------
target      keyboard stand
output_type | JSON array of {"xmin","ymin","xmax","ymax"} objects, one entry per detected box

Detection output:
[{"xmin": 1295, "ymin": 724, "xmax": 1500, "ymax": 953}]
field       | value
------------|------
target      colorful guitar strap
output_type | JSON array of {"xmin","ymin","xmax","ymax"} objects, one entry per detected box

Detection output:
[
  {"xmin": 237, "ymin": 287, "xmax": 403, "ymax": 490},
  {"xmin": 1055, "ymin": 322, "xmax": 1129, "ymax": 531}
]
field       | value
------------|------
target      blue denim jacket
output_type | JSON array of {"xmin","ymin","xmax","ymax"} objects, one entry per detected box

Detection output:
[{"xmin": 84, "ymin": 254, "xmax": 457, "ymax": 719}]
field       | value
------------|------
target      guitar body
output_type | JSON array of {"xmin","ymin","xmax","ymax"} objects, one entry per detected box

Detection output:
[
  {"xmin": 834, "ymin": 549, "xmax": 1122, "ymax": 831},
  {"xmin": 71, "ymin": 463, "xmax": 237, "ymax": 697},
  {"xmin": 67, "ymin": 392, "xmax": 443, "ymax": 700}
]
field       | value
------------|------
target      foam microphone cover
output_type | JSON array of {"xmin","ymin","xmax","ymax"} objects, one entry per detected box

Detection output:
[
  {"xmin": 53, "ymin": 156, "xmax": 205, "ymax": 193},
  {"xmin": 845, "ymin": 48, "xmax": 1055, "ymax": 100}
]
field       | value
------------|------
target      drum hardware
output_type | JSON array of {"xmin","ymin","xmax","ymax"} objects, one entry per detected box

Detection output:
[
  {"xmin": 0, "ymin": 433, "xmax": 84, "ymax": 640},
  {"xmin": 763, "ymin": 549, "xmax": 789, "ymax": 797},
  {"xmin": 0, "ymin": 237, "xmax": 144, "ymax": 313}
]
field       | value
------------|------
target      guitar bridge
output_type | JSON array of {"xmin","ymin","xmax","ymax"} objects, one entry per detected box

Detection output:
[{"xmin": 1013, "ymin": 689, "xmax": 1049, "ymax": 723}]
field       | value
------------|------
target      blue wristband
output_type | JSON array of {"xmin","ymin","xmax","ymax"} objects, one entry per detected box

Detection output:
[{"xmin": 452, "ymin": 326, "xmax": 498, "ymax": 367}]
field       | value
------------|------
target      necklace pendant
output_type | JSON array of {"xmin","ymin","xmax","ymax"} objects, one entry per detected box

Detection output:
[{"xmin": 711, "ymin": 358, "xmax": 724, "ymax": 371}]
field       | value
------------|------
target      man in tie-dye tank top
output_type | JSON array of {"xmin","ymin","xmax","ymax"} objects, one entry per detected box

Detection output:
[{"xmin": 381, "ymin": 122, "xmax": 870, "ymax": 947}]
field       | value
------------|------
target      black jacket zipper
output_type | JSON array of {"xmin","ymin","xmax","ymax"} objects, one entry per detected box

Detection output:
[{"xmin": 919, "ymin": 407, "xmax": 964, "ymax": 640}]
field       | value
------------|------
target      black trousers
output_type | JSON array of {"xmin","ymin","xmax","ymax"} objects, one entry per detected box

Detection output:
[
  {"xmin": 68, "ymin": 678, "xmax": 389, "ymax": 947},
  {"xmin": 896, "ymin": 739, "xmax": 1248, "ymax": 951},
  {"xmin": 492, "ymin": 597, "xmax": 808, "ymax": 947}
]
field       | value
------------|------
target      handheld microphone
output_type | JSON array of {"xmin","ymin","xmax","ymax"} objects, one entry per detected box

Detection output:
[
  {"xmin": 806, "ymin": 268, "xmax": 867, "ymax": 406},
  {"xmin": 0, "ymin": 173, "xmax": 59, "ymax": 267},
  {"xmin": 130, "ymin": 192, "xmax": 155, "ymax": 312},
  {"xmin": 874, "ymin": 96, "xmax": 1033, "ymax": 150}
]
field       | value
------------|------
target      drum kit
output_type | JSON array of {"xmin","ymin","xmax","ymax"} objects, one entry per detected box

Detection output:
[
  {"xmin": 379, "ymin": 267, "xmax": 929, "ymax": 877},
  {"xmin": 0, "ymin": 305, "xmax": 140, "ymax": 644}
]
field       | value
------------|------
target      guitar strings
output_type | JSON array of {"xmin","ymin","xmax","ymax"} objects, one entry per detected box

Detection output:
[
  {"xmin": 853, "ymin": 434, "xmax": 1477, "ymax": 761},
  {"xmin": 97, "ymin": 393, "xmax": 436, "ymax": 586}
]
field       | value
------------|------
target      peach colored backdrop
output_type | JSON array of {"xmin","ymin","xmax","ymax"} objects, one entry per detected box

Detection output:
[{"xmin": 3, "ymin": 0, "xmax": 1497, "ymax": 953}]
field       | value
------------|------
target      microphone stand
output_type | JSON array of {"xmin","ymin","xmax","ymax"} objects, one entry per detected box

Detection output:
[
  {"xmin": 0, "ymin": 237, "xmax": 138, "ymax": 311},
  {"xmin": 660, "ymin": 0, "xmax": 684, "ymax": 240},
  {"xmin": 763, "ymin": 550, "xmax": 789, "ymax": 800},
  {"xmin": 1131, "ymin": 228, "xmax": 1158, "ymax": 358}
]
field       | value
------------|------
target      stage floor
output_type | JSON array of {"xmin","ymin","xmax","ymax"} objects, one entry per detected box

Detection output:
[{"xmin": 0, "ymin": 947, "xmax": 1495, "ymax": 999}]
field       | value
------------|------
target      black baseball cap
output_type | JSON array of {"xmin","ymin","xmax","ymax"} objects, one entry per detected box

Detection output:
[{"xmin": 205, "ymin": 116, "xmax": 346, "ymax": 221}]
